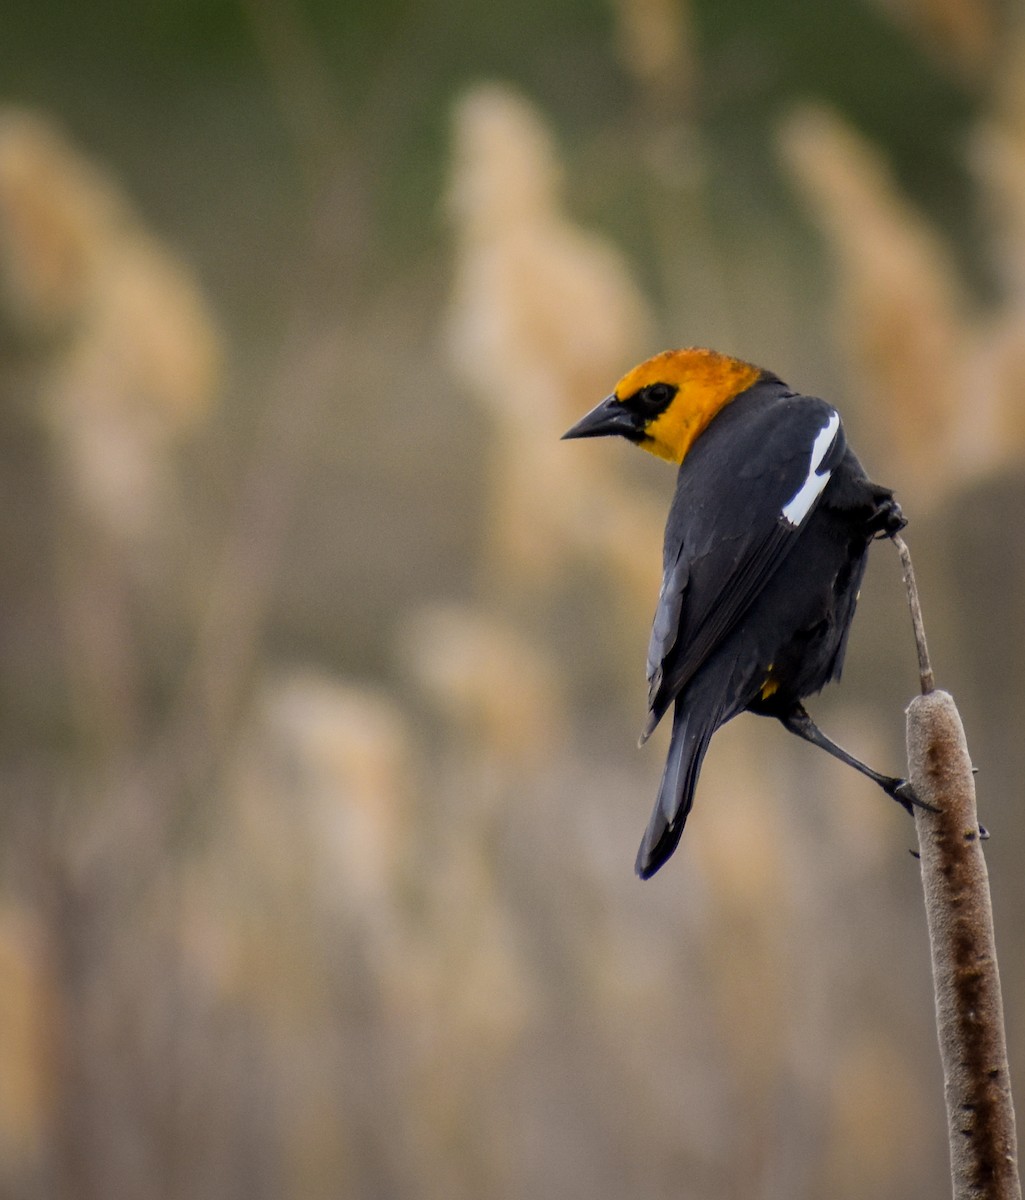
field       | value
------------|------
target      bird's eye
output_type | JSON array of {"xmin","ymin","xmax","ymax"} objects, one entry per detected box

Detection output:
[{"xmin": 644, "ymin": 383, "xmax": 675, "ymax": 409}]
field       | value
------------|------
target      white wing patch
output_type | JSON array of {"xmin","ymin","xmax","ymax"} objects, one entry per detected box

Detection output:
[{"xmin": 781, "ymin": 410, "xmax": 841, "ymax": 526}]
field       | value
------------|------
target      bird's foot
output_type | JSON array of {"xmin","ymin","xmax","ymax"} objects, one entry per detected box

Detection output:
[
  {"xmin": 888, "ymin": 778, "xmax": 939, "ymax": 816},
  {"xmin": 869, "ymin": 499, "xmax": 907, "ymax": 538}
]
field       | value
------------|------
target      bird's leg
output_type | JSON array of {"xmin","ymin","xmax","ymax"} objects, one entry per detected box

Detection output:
[{"xmin": 778, "ymin": 703, "xmax": 936, "ymax": 814}]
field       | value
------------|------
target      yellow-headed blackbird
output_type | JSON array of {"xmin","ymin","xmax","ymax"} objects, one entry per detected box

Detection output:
[{"xmin": 563, "ymin": 347, "xmax": 915, "ymax": 879}]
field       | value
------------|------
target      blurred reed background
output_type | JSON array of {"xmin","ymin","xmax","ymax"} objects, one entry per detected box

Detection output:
[{"xmin": 1, "ymin": 0, "xmax": 1023, "ymax": 1197}]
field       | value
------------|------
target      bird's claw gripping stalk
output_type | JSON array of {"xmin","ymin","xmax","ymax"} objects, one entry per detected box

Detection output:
[{"xmin": 891, "ymin": 778, "xmax": 938, "ymax": 816}]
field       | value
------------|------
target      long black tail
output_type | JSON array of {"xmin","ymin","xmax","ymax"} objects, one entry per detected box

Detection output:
[{"xmin": 635, "ymin": 698, "xmax": 720, "ymax": 879}]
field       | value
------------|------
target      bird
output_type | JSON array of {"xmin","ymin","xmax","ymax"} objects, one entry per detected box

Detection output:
[{"xmin": 562, "ymin": 347, "xmax": 918, "ymax": 879}]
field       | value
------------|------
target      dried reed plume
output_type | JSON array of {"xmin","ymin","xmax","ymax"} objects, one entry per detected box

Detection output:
[
  {"xmin": 0, "ymin": 908, "xmax": 50, "ymax": 1168},
  {"xmin": 399, "ymin": 603, "xmax": 566, "ymax": 772},
  {"xmin": 870, "ymin": 0, "xmax": 999, "ymax": 82},
  {"xmin": 447, "ymin": 83, "xmax": 662, "ymax": 612},
  {"xmin": 0, "ymin": 108, "xmax": 220, "ymax": 546},
  {"xmin": 612, "ymin": 0, "xmax": 696, "ymax": 110},
  {"xmin": 967, "ymin": 29, "xmax": 1025, "ymax": 462},
  {"xmin": 214, "ymin": 667, "xmax": 536, "ymax": 1200},
  {"xmin": 778, "ymin": 104, "xmax": 970, "ymax": 505},
  {"xmin": 781, "ymin": 42, "xmax": 1025, "ymax": 506}
]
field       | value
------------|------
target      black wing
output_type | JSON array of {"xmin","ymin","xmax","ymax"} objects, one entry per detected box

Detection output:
[{"xmin": 643, "ymin": 389, "xmax": 845, "ymax": 739}]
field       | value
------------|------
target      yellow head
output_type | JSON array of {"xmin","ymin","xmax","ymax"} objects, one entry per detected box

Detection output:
[{"xmin": 562, "ymin": 348, "xmax": 763, "ymax": 463}]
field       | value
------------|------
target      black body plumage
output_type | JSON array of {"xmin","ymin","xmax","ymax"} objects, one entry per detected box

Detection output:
[{"xmin": 635, "ymin": 377, "xmax": 903, "ymax": 877}]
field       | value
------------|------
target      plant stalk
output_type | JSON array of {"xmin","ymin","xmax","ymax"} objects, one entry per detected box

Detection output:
[{"xmin": 896, "ymin": 534, "xmax": 1020, "ymax": 1199}]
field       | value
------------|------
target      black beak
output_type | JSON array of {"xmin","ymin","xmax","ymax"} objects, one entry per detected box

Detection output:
[{"xmin": 561, "ymin": 394, "xmax": 637, "ymax": 441}]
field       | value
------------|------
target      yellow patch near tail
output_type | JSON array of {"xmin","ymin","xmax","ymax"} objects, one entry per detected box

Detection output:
[
  {"xmin": 616, "ymin": 347, "xmax": 762, "ymax": 464},
  {"xmin": 759, "ymin": 672, "xmax": 779, "ymax": 700}
]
